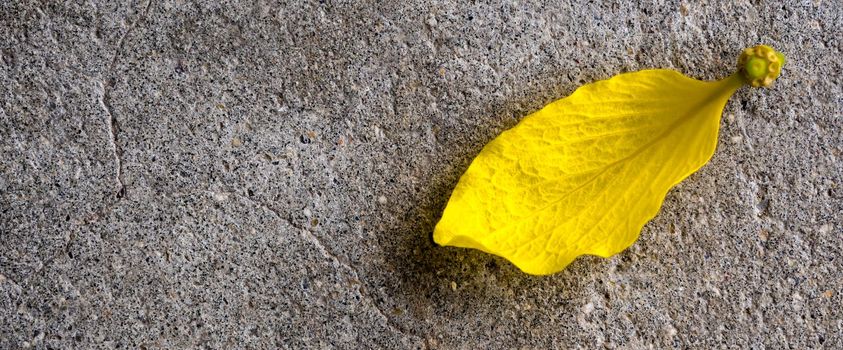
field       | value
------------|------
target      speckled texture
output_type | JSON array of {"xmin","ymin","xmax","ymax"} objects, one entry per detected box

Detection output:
[{"xmin": 1, "ymin": 0, "xmax": 841, "ymax": 348}]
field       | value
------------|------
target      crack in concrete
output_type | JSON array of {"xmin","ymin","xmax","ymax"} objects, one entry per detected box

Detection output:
[
  {"xmin": 108, "ymin": 0, "xmax": 154, "ymax": 72},
  {"xmin": 99, "ymin": 0, "xmax": 154, "ymax": 199},
  {"xmin": 97, "ymin": 80, "xmax": 125, "ymax": 199},
  {"xmin": 224, "ymin": 190, "xmax": 423, "ymax": 344},
  {"xmin": 64, "ymin": 182, "xmax": 425, "ymax": 344}
]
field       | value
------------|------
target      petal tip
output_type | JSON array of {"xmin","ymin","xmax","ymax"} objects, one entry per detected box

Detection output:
[{"xmin": 432, "ymin": 225, "xmax": 452, "ymax": 247}]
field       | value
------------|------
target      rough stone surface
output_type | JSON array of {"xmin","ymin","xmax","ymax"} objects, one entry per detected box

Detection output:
[{"xmin": 1, "ymin": 0, "xmax": 841, "ymax": 348}]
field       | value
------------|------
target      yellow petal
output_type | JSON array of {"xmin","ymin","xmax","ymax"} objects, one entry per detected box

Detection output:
[{"xmin": 434, "ymin": 70, "xmax": 745, "ymax": 275}]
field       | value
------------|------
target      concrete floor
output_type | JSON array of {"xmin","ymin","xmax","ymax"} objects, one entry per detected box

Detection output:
[{"xmin": 1, "ymin": 0, "xmax": 841, "ymax": 348}]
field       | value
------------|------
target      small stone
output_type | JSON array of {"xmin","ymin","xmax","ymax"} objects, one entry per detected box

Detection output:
[
  {"xmin": 818, "ymin": 224, "xmax": 833, "ymax": 234},
  {"xmin": 212, "ymin": 192, "xmax": 229, "ymax": 202},
  {"xmin": 582, "ymin": 302, "xmax": 594, "ymax": 314},
  {"xmin": 759, "ymin": 229, "xmax": 769, "ymax": 242}
]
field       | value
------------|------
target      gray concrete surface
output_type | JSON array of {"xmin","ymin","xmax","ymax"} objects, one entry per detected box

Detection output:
[{"xmin": 1, "ymin": 0, "xmax": 841, "ymax": 348}]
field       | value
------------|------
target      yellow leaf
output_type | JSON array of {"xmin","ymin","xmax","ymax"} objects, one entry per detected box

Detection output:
[{"xmin": 434, "ymin": 46, "xmax": 785, "ymax": 275}]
